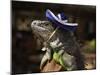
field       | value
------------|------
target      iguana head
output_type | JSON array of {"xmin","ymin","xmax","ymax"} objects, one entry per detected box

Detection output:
[{"xmin": 31, "ymin": 20, "xmax": 55, "ymax": 42}]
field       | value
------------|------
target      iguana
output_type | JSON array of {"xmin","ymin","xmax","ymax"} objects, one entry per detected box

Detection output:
[{"xmin": 31, "ymin": 20, "xmax": 85, "ymax": 71}]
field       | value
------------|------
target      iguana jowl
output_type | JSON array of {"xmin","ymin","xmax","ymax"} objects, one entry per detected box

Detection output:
[{"xmin": 31, "ymin": 20, "xmax": 84, "ymax": 71}]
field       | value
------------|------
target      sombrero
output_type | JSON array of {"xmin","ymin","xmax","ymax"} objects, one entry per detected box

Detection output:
[{"xmin": 46, "ymin": 9, "xmax": 78, "ymax": 31}]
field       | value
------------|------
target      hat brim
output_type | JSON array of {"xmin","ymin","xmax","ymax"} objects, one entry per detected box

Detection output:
[{"xmin": 46, "ymin": 9, "xmax": 78, "ymax": 31}]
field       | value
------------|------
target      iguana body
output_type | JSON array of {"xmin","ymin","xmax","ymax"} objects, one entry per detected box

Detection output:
[{"xmin": 31, "ymin": 20, "xmax": 84, "ymax": 71}]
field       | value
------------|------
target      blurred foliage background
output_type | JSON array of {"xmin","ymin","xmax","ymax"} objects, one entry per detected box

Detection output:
[{"xmin": 12, "ymin": 1, "xmax": 96, "ymax": 74}]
